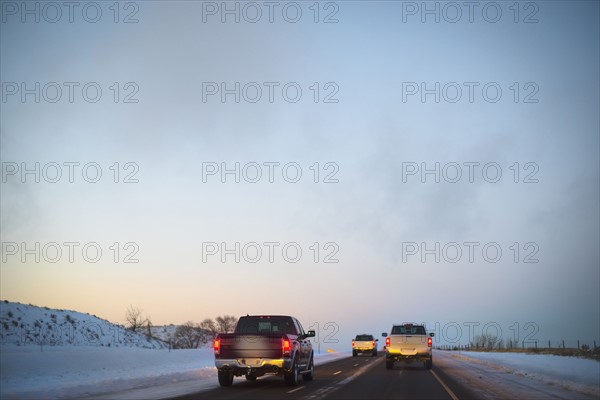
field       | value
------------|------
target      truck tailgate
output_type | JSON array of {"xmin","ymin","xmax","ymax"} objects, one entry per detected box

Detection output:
[
  {"xmin": 388, "ymin": 335, "xmax": 428, "ymax": 354},
  {"xmin": 218, "ymin": 334, "xmax": 284, "ymax": 359}
]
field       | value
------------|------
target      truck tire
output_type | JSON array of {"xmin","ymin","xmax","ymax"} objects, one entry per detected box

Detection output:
[
  {"xmin": 425, "ymin": 359, "xmax": 432, "ymax": 369},
  {"xmin": 303, "ymin": 356, "xmax": 314, "ymax": 381},
  {"xmin": 352, "ymin": 350, "xmax": 357, "ymax": 357},
  {"xmin": 218, "ymin": 370, "xmax": 234, "ymax": 387},
  {"xmin": 372, "ymin": 350, "xmax": 377, "ymax": 357},
  {"xmin": 284, "ymin": 360, "xmax": 299, "ymax": 386},
  {"xmin": 385, "ymin": 360, "xmax": 394, "ymax": 370}
]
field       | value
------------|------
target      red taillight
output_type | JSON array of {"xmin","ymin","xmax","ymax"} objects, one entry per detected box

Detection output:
[
  {"xmin": 372, "ymin": 341, "xmax": 376, "ymax": 347},
  {"xmin": 385, "ymin": 337, "xmax": 390, "ymax": 347},
  {"xmin": 352, "ymin": 340, "xmax": 355, "ymax": 347},
  {"xmin": 282, "ymin": 338, "xmax": 291, "ymax": 353},
  {"xmin": 427, "ymin": 337, "xmax": 432, "ymax": 347},
  {"xmin": 213, "ymin": 339, "xmax": 220, "ymax": 354}
]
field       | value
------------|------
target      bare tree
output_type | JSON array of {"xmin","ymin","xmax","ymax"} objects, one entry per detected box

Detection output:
[
  {"xmin": 215, "ymin": 315, "xmax": 237, "ymax": 333},
  {"xmin": 125, "ymin": 306, "xmax": 149, "ymax": 333},
  {"xmin": 146, "ymin": 318, "xmax": 153, "ymax": 338},
  {"xmin": 174, "ymin": 322, "xmax": 203, "ymax": 349},
  {"xmin": 506, "ymin": 337, "xmax": 514, "ymax": 350},
  {"xmin": 483, "ymin": 332, "xmax": 499, "ymax": 350},
  {"xmin": 471, "ymin": 335, "xmax": 485, "ymax": 350},
  {"xmin": 200, "ymin": 318, "xmax": 218, "ymax": 339}
]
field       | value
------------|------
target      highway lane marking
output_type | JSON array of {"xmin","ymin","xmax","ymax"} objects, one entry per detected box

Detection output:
[
  {"xmin": 287, "ymin": 386, "xmax": 305, "ymax": 394},
  {"xmin": 353, "ymin": 364, "xmax": 359, "ymax": 367},
  {"xmin": 430, "ymin": 370, "xmax": 460, "ymax": 400},
  {"xmin": 305, "ymin": 357, "xmax": 384, "ymax": 399},
  {"xmin": 333, "ymin": 371, "xmax": 342, "ymax": 375}
]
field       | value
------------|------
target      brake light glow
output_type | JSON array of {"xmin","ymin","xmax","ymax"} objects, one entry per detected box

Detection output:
[
  {"xmin": 427, "ymin": 337, "xmax": 432, "ymax": 347},
  {"xmin": 352, "ymin": 340, "xmax": 355, "ymax": 347},
  {"xmin": 282, "ymin": 338, "xmax": 291, "ymax": 353},
  {"xmin": 213, "ymin": 339, "xmax": 220, "ymax": 354},
  {"xmin": 385, "ymin": 337, "xmax": 390, "ymax": 347}
]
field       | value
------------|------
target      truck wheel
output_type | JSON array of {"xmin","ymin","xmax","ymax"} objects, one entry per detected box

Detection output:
[
  {"xmin": 385, "ymin": 360, "xmax": 393, "ymax": 370},
  {"xmin": 218, "ymin": 370, "xmax": 234, "ymax": 387},
  {"xmin": 352, "ymin": 350, "xmax": 357, "ymax": 357},
  {"xmin": 372, "ymin": 350, "xmax": 377, "ymax": 357},
  {"xmin": 284, "ymin": 360, "xmax": 299, "ymax": 386},
  {"xmin": 303, "ymin": 356, "xmax": 314, "ymax": 381},
  {"xmin": 425, "ymin": 359, "xmax": 433, "ymax": 369}
]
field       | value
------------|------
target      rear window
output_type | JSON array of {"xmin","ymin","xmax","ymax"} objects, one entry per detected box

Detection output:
[
  {"xmin": 355, "ymin": 335, "xmax": 373, "ymax": 341},
  {"xmin": 391, "ymin": 325, "xmax": 426, "ymax": 335},
  {"xmin": 235, "ymin": 317, "xmax": 297, "ymax": 335}
]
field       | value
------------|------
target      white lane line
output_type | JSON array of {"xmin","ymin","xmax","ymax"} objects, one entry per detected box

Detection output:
[
  {"xmin": 430, "ymin": 370, "xmax": 460, "ymax": 400},
  {"xmin": 287, "ymin": 386, "xmax": 305, "ymax": 394},
  {"xmin": 353, "ymin": 364, "xmax": 359, "ymax": 367},
  {"xmin": 333, "ymin": 371, "xmax": 342, "ymax": 375},
  {"xmin": 305, "ymin": 358, "xmax": 383, "ymax": 400}
]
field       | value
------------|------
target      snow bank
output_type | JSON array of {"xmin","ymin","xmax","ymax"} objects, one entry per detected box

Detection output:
[{"xmin": 454, "ymin": 351, "xmax": 600, "ymax": 397}]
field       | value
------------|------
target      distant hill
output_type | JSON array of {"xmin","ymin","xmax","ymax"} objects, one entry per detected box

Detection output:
[{"xmin": 0, "ymin": 300, "xmax": 167, "ymax": 349}]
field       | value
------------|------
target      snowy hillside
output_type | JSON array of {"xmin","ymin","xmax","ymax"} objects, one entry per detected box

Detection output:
[{"xmin": 0, "ymin": 300, "xmax": 166, "ymax": 349}]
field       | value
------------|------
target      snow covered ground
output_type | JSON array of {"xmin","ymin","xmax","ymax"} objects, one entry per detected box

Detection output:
[
  {"xmin": 459, "ymin": 350, "xmax": 600, "ymax": 395},
  {"xmin": 0, "ymin": 345, "xmax": 350, "ymax": 399},
  {"xmin": 435, "ymin": 350, "xmax": 600, "ymax": 399}
]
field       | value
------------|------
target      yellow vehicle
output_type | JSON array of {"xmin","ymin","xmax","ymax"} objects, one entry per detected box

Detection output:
[{"xmin": 352, "ymin": 334, "xmax": 378, "ymax": 357}]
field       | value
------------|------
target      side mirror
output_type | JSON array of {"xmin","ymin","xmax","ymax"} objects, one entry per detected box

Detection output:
[
  {"xmin": 306, "ymin": 330, "xmax": 316, "ymax": 338},
  {"xmin": 375, "ymin": 339, "xmax": 379, "ymax": 342},
  {"xmin": 381, "ymin": 332, "xmax": 388, "ymax": 337},
  {"xmin": 430, "ymin": 333, "xmax": 435, "ymax": 337}
]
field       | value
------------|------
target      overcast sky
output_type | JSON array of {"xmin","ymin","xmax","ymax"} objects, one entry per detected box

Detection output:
[{"xmin": 1, "ymin": 1, "xmax": 598, "ymax": 349}]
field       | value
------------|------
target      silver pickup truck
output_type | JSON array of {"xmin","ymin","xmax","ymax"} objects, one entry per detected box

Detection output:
[
  {"xmin": 214, "ymin": 315, "xmax": 315, "ymax": 387},
  {"xmin": 382, "ymin": 323, "xmax": 434, "ymax": 369}
]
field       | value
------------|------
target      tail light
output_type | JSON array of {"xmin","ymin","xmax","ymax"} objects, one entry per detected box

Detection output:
[
  {"xmin": 352, "ymin": 340, "xmax": 355, "ymax": 347},
  {"xmin": 282, "ymin": 338, "xmax": 291, "ymax": 354},
  {"xmin": 213, "ymin": 339, "xmax": 220, "ymax": 354},
  {"xmin": 427, "ymin": 337, "xmax": 432, "ymax": 347},
  {"xmin": 385, "ymin": 337, "xmax": 390, "ymax": 347},
  {"xmin": 372, "ymin": 341, "xmax": 376, "ymax": 347}
]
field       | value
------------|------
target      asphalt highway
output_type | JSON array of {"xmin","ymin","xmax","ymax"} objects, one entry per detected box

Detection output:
[{"xmin": 170, "ymin": 353, "xmax": 478, "ymax": 400}]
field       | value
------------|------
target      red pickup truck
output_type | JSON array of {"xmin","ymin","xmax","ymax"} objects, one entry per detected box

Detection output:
[{"xmin": 214, "ymin": 315, "xmax": 316, "ymax": 386}]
